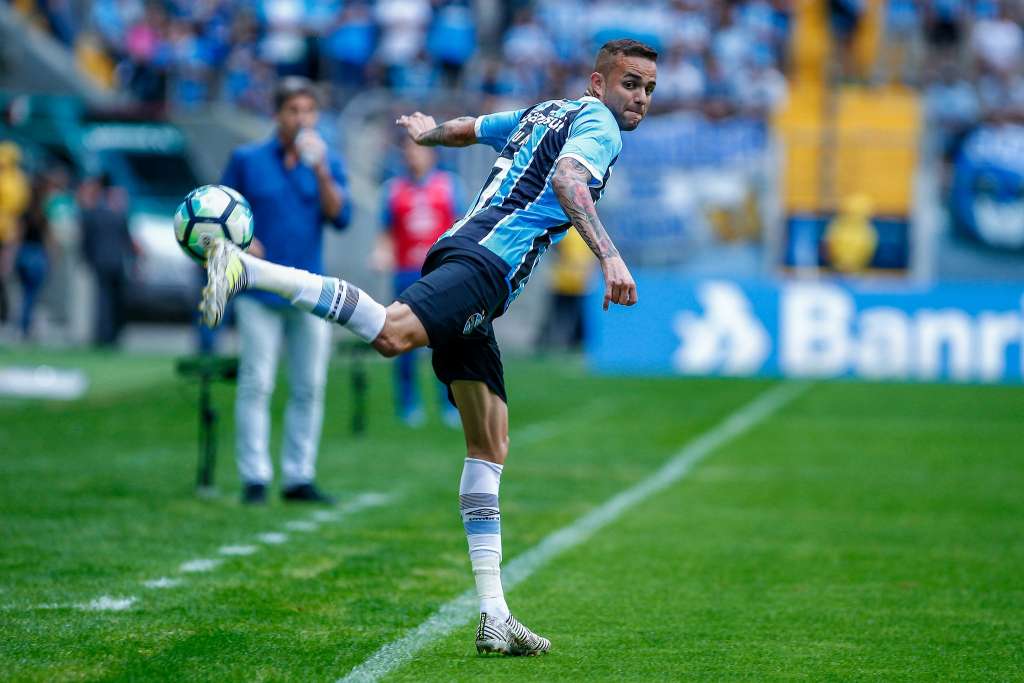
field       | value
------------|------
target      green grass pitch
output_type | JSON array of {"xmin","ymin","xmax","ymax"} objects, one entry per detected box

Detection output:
[{"xmin": 1, "ymin": 349, "xmax": 1022, "ymax": 681}]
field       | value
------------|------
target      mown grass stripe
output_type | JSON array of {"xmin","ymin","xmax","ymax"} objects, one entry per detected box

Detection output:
[{"xmin": 338, "ymin": 381, "xmax": 810, "ymax": 683}]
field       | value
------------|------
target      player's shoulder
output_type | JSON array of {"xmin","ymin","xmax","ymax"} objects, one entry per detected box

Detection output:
[
  {"xmin": 570, "ymin": 97, "xmax": 618, "ymax": 128},
  {"xmin": 564, "ymin": 98, "xmax": 620, "ymax": 144}
]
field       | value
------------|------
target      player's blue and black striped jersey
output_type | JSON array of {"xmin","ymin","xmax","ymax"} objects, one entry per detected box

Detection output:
[{"xmin": 436, "ymin": 96, "xmax": 622, "ymax": 309}]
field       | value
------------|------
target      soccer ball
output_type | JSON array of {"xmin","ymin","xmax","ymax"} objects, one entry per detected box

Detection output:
[{"xmin": 173, "ymin": 184, "xmax": 254, "ymax": 262}]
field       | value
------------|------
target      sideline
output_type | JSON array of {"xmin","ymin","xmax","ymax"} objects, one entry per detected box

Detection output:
[{"xmin": 338, "ymin": 381, "xmax": 810, "ymax": 683}]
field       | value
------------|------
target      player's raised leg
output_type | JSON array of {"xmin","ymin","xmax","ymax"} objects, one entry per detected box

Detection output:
[
  {"xmin": 451, "ymin": 380, "xmax": 550, "ymax": 656},
  {"xmin": 200, "ymin": 238, "xmax": 427, "ymax": 356}
]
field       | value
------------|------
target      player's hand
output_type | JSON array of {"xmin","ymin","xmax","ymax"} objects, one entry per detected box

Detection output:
[
  {"xmin": 396, "ymin": 112, "xmax": 438, "ymax": 144},
  {"xmin": 600, "ymin": 256, "xmax": 637, "ymax": 311}
]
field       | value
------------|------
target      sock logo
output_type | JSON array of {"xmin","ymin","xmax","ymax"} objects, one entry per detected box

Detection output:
[{"xmin": 463, "ymin": 311, "xmax": 486, "ymax": 335}]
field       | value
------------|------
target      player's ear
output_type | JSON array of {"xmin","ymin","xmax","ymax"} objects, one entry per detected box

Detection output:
[{"xmin": 588, "ymin": 72, "xmax": 604, "ymax": 99}]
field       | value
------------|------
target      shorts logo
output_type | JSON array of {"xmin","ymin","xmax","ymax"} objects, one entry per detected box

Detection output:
[{"xmin": 463, "ymin": 312, "xmax": 485, "ymax": 335}]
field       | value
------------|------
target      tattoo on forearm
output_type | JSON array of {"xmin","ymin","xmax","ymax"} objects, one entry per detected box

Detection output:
[
  {"xmin": 552, "ymin": 158, "xmax": 620, "ymax": 260},
  {"xmin": 417, "ymin": 117, "xmax": 477, "ymax": 147}
]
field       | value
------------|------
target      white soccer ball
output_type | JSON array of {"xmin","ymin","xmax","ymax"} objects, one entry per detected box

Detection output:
[{"xmin": 173, "ymin": 184, "xmax": 254, "ymax": 262}]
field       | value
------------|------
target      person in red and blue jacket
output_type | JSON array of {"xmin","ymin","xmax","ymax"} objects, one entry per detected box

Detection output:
[{"xmin": 372, "ymin": 137, "xmax": 463, "ymax": 427}]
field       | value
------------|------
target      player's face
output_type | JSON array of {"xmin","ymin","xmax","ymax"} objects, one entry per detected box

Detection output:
[
  {"xmin": 595, "ymin": 56, "xmax": 657, "ymax": 131},
  {"xmin": 276, "ymin": 94, "xmax": 319, "ymax": 143}
]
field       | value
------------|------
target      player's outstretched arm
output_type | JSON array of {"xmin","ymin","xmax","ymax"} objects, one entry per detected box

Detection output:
[
  {"xmin": 396, "ymin": 112, "xmax": 477, "ymax": 147},
  {"xmin": 551, "ymin": 157, "xmax": 637, "ymax": 311}
]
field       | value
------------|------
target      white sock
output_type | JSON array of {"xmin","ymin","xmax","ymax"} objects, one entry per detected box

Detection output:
[
  {"xmin": 239, "ymin": 253, "xmax": 386, "ymax": 343},
  {"xmin": 459, "ymin": 457, "xmax": 509, "ymax": 619}
]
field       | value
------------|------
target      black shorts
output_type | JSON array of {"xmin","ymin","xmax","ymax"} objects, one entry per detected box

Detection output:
[{"xmin": 396, "ymin": 243, "xmax": 510, "ymax": 405}]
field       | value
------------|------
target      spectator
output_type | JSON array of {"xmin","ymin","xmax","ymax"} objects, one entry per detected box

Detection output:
[
  {"xmin": 656, "ymin": 43, "xmax": 706, "ymax": 110},
  {"xmin": 39, "ymin": 166, "xmax": 79, "ymax": 336},
  {"xmin": 375, "ymin": 0, "xmax": 431, "ymax": 87},
  {"xmin": 924, "ymin": 0, "xmax": 968, "ymax": 63},
  {"xmin": 223, "ymin": 12, "xmax": 272, "ymax": 112},
  {"xmin": 167, "ymin": 20, "xmax": 211, "ymax": 108},
  {"xmin": 970, "ymin": 1, "xmax": 1023, "ymax": 78},
  {"xmin": 735, "ymin": 47, "xmax": 788, "ymax": 116},
  {"xmin": 14, "ymin": 178, "xmax": 57, "ymax": 340},
  {"xmin": 467, "ymin": 57, "xmax": 515, "ymax": 110},
  {"xmin": 535, "ymin": 230, "xmax": 594, "ymax": 352},
  {"xmin": 79, "ymin": 175, "xmax": 136, "ymax": 347},
  {"xmin": 668, "ymin": 1, "xmax": 712, "ymax": 57},
  {"xmin": 712, "ymin": 4, "xmax": 754, "ymax": 79},
  {"xmin": 89, "ymin": 0, "xmax": 139, "ymax": 53},
  {"xmin": 322, "ymin": 1, "xmax": 377, "ymax": 96},
  {"xmin": 371, "ymin": 136, "xmax": 462, "ymax": 427},
  {"xmin": 120, "ymin": 2, "xmax": 171, "ymax": 104},
  {"xmin": 879, "ymin": 0, "xmax": 922, "ymax": 86},
  {"xmin": 39, "ymin": 0, "xmax": 78, "ymax": 46},
  {"xmin": 535, "ymin": 0, "xmax": 587, "ymax": 66},
  {"xmin": 828, "ymin": 0, "xmax": 866, "ymax": 80},
  {"xmin": 390, "ymin": 52, "xmax": 440, "ymax": 99},
  {"xmin": 0, "ymin": 142, "xmax": 31, "ymax": 330},
  {"xmin": 259, "ymin": 0, "xmax": 312, "ymax": 78},
  {"xmin": 502, "ymin": 8, "xmax": 555, "ymax": 69},
  {"xmin": 426, "ymin": 0, "xmax": 476, "ymax": 87},
  {"xmin": 23, "ymin": 0, "xmax": 811, "ymax": 129},
  {"xmin": 220, "ymin": 77, "xmax": 351, "ymax": 505}
]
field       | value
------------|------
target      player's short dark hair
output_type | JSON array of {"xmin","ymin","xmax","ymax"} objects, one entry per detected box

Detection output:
[
  {"xmin": 593, "ymin": 39, "xmax": 658, "ymax": 76},
  {"xmin": 273, "ymin": 76, "xmax": 321, "ymax": 112}
]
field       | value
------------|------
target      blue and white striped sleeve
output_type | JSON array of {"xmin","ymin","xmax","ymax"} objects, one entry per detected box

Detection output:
[
  {"xmin": 474, "ymin": 109, "xmax": 525, "ymax": 152},
  {"xmin": 556, "ymin": 104, "xmax": 622, "ymax": 184}
]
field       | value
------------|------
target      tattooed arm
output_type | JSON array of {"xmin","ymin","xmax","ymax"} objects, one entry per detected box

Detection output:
[
  {"xmin": 551, "ymin": 157, "xmax": 638, "ymax": 310},
  {"xmin": 395, "ymin": 112, "xmax": 478, "ymax": 147}
]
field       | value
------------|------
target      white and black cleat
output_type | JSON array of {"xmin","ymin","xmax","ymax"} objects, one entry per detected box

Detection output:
[
  {"xmin": 199, "ymin": 238, "xmax": 247, "ymax": 328},
  {"xmin": 475, "ymin": 612, "xmax": 551, "ymax": 656}
]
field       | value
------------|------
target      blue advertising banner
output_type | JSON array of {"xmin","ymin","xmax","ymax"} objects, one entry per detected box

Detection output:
[
  {"xmin": 952, "ymin": 124, "xmax": 1024, "ymax": 251},
  {"xmin": 587, "ymin": 274, "xmax": 1024, "ymax": 383}
]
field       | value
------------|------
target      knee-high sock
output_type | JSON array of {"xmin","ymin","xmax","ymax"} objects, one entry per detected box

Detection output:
[
  {"xmin": 459, "ymin": 457, "xmax": 509, "ymax": 619},
  {"xmin": 239, "ymin": 252, "xmax": 386, "ymax": 343}
]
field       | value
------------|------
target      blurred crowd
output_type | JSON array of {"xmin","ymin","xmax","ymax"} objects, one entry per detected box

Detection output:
[
  {"xmin": 12, "ymin": 0, "xmax": 792, "ymax": 118},
  {"xmin": 0, "ymin": 141, "xmax": 136, "ymax": 344},
  {"xmin": 907, "ymin": 1, "xmax": 1024, "ymax": 162},
  {"xmin": 8, "ymin": 1, "xmax": 1022, "ymax": 125}
]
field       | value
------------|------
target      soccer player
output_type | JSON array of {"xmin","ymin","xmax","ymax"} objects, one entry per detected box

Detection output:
[{"xmin": 201, "ymin": 38, "xmax": 657, "ymax": 656}]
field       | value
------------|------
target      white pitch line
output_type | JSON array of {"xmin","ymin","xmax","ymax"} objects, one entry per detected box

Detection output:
[
  {"xmin": 81, "ymin": 596, "xmax": 137, "ymax": 611},
  {"xmin": 311, "ymin": 510, "xmax": 341, "ymax": 523},
  {"xmin": 11, "ymin": 491, "xmax": 395, "ymax": 615},
  {"xmin": 219, "ymin": 545, "xmax": 258, "ymax": 556},
  {"xmin": 341, "ymin": 492, "xmax": 393, "ymax": 511},
  {"xmin": 10, "ymin": 596, "xmax": 139, "ymax": 611},
  {"xmin": 338, "ymin": 381, "xmax": 809, "ymax": 683},
  {"xmin": 257, "ymin": 532, "xmax": 289, "ymax": 545},
  {"xmin": 179, "ymin": 558, "xmax": 223, "ymax": 573}
]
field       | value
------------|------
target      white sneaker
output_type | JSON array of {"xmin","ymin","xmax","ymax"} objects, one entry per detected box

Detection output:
[
  {"xmin": 199, "ymin": 239, "xmax": 247, "ymax": 328},
  {"xmin": 475, "ymin": 612, "xmax": 551, "ymax": 656}
]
